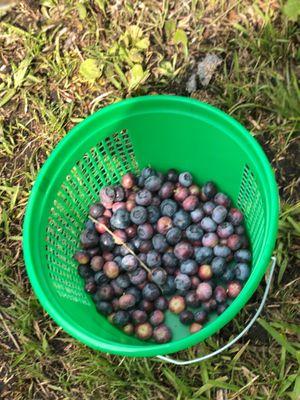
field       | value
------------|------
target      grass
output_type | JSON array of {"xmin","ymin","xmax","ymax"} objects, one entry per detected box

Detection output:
[{"xmin": 0, "ymin": 0, "xmax": 299, "ymax": 399}]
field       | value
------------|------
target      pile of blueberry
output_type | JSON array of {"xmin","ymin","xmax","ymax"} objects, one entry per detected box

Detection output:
[{"xmin": 74, "ymin": 168, "xmax": 251, "ymax": 343}]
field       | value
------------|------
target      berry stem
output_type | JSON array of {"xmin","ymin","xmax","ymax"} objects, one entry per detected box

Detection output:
[{"xmin": 89, "ymin": 216, "xmax": 152, "ymax": 275}]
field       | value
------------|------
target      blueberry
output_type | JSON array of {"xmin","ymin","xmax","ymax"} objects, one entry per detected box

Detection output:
[
  {"xmin": 100, "ymin": 232, "xmax": 115, "ymax": 251},
  {"xmin": 95, "ymin": 284, "xmax": 114, "ymax": 301},
  {"xmin": 139, "ymin": 240, "xmax": 153, "ymax": 253},
  {"xmin": 169, "ymin": 295, "xmax": 186, "ymax": 314},
  {"xmin": 141, "ymin": 167, "xmax": 156, "ymax": 179},
  {"xmin": 180, "ymin": 259, "xmax": 198, "ymax": 275},
  {"xmin": 152, "ymin": 234, "xmax": 168, "ymax": 253},
  {"xmin": 179, "ymin": 172, "xmax": 193, "ymax": 187},
  {"xmin": 74, "ymin": 251, "xmax": 90, "ymax": 265},
  {"xmin": 194, "ymin": 246, "xmax": 213, "ymax": 264},
  {"xmin": 157, "ymin": 216, "xmax": 173, "ymax": 235},
  {"xmin": 179, "ymin": 310, "xmax": 194, "ymax": 325},
  {"xmin": 202, "ymin": 232, "xmax": 218, "ymax": 247},
  {"xmin": 214, "ymin": 286, "xmax": 227, "ymax": 303},
  {"xmin": 90, "ymin": 255, "xmax": 104, "ymax": 271},
  {"xmin": 121, "ymin": 173, "xmax": 136, "ymax": 189},
  {"xmin": 121, "ymin": 255, "xmax": 138, "ymax": 272},
  {"xmin": 222, "ymin": 267, "xmax": 235, "ymax": 282},
  {"xmin": 202, "ymin": 298, "xmax": 217, "ymax": 312},
  {"xmin": 135, "ymin": 322, "xmax": 153, "ymax": 340},
  {"xmin": 196, "ymin": 282, "xmax": 213, "ymax": 301},
  {"xmin": 115, "ymin": 273, "xmax": 131, "ymax": 289},
  {"xmin": 138, "ymin": 175, "xmax": 145, "ymax": 187},
  {"xmin": 84, "ymin": 280, "xmax": 97, "ymax": 294},
  {"xmin": 146, "ymin": 250, "xmax": 161, "ymax": 268},
  {"xmin": 167, "ymin": 168, "xmax": 179, "ymax": 182},
  {"xmin": 129, "ymin": 268, "xmax": 147, "ymax": 285},
  {"xmin": 194, "ymin": 310, "xmax": 207, "ymax": 323},
  {"xmin": 234, "ymin": 249, "xmax": 252, "ymax": 263},
  {"xmin": 200, "ymin": 217, "xmax": 217, "ymax": 232},
  {"xmin": 160, "ymin": 199, "xmax": 178, "ymax": 217},
  {"xmin": 174, "ymin": 186, "xmax": 189, "ymax": 202},
  {"xmin": 227, "ymin": 234, "xmax": 242, "ymax": 251},
  {"xmin": 203, "ymin": 201, "xmax": 216, "ymax": 215},
  {"xmin": 80, "ymin": 229, "xmax": 99, "ymax": 249},
  {"xmin": 190, "ymin": 208, "xmax": 205, "ymax": 223},
  {"xmin": 120, "ymin": 242, "xmax": 135, "ymax": 256},
  {"xmin": 189, "ymin": 322, "xmax": 202, "ymax": 333},
  {"xmin": 137, "ymin": 223, "xmax": 154, "ymax": 240},
  {"xmin": 186, "ymin": 224, "xmax": 204, "ymax": 242},
  {"xmin": 113, "ymin": 310, "xmax": 130, "ymax": 326},
  {"xmin": 94, "ymin": 270, "xmax": 109, "ymax": 285},
  {"xmin": 162, "ymin": 252, "xmax": 178, "ymax": 268},
  {"xmin": 100, "ymin": 186, "xmax": 116, "ymax": 203},
  {"xmin": 118, "ymin": 293, "xmax": 136, "ymax": 310},
  {"xmin": 144, "ymin": 175, "xmax": 162, "ymax": 192},
  {"xmin": 182, "ymin": 195, "xmax": 199, "ymax": 211},
  {"xmin": 111, "ymin": 209, "xmax": 131, "ymax": 229},
  {"xmin": 213, "ymin": 245, "xmax": 231, "ymax": 258},
  {"xmin": 126, "ymin": 225, "xmax": 137, "ymax": 239},
  {"xmin": 85, "ymin": 219, "xmax": 96, "ymax": 231},
  {"xmin": 235, "ymin": 225, "xmax": 245, "ymax": 235},
  {"xmin": 154, "ymin": 296, "xmax": 169, "ymax": 311},
  {"xmin": 153, "ymin": 324, "xmax": 172, "ymax": 343},
  {"xmin": 174, "ymin": 241, "xmax": 193, "ymax": 260},
  {"xmin": 162, "ymin": 275, "xmax": 176, "ymax": 295},
  {"xmin": 95, "ymin": 216, "xmax": 110, "ymax": 234},
  {"xmin": 211, "ymin": 257, "xmax": 226, "ymax": 276},
  {"xmin": 147, "ymin": 205, "xmax": 161, "ymax": 224},
  {"xmin": 103, "ymin": 261, "xmax": 120, "ymax": 279},
  {"xmin": 175, "ymin": 273, "xmax": 191, "ymax": 291},
  {"xmin": 214, "ymin": 192, "xmax": 231, "ymax": 208},
  {"xmin": 159, "ymin": 182, "xmax": 175, "ymax": 199},
  {"xmin": 227, "ymin": 208, "xmax": 244, "ymax": 226},
  {"xmin": 234, "ymin": 263, "xmax": 250, "ymax": 281},
  {"xmin": 138, "ymin": 299, "xmax": 154, "ymax": 313},
  {"xmin": 113, "ymin": 229, "xmax": 127, "ymax": 244},
  {"xmin": 126, "ymin": 286, "xmax": 142, "ymax": 303},
  {"xmin": 115, "ymin": 185, "xmax": 125, "ymax": 201},
  {"xmin": 142, "ymin": 283, "xmax": 160, "ymax": 301},
  {"xmin": 151, "ymin": 267, "xmax": 167, "ymax": 286},
  {"xmin": 89, "ymin": 203, "xmax": 104, "ymax": 219},
  {"xmin": 151, "ymin": 196, "xmax": 161, "ymax": 206},
  {"xmin": 201, "ymin": 182, "xmax": 217, "ymax": 200},
  {"xmin": 166, "ymin": 227, "xmax": 182, "ymax": 245},
  {"xmin": 212, "ymin": 205, "xmax": 227, "ymax": 223},
  {"xmin": 110, "ymin": 280, "xmax": 124, "ymax": 296},
  {"xmin": 186, "ymin": 291, "xmax": 200, "ymax": 308},
  {"xmin": 131, "ymin": 309, "xmax": 147, "ymax": 324},
  {"xmin": 217, "ymin": 222, "xmax": 234, "ymax": 238},
  {"xmin": 157, "ymin": 172, "xmax": 166, "ymax": 182},
  {"xmin": 173, "ymin": 210, "xmax": 191, "ymax": 230},
  {"xmin": 149, "ymin": 310, "xmax": 165, "ymax": 326},
  {"xmin": 227, "ymin": 281, "xmax": 242, "ymax": 298},
  {"xmin": 130, "ymin": 206, "xmax": 148, "ymax": 225},
  {"xmin": 96, "ymin": 301, "xmax": 113, "ymax": 315},
  {"xmin": 135, "ymin": 189, "xmax": 152, "ymax": 206}
]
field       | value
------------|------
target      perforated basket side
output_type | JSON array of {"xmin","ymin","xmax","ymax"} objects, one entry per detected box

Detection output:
[
  {"xmin": 237, "ymin": 164, "xmax": 265, "ymax": 264},
  {"xmin": 45, "ymin": 130, "xmax": 139, "ymax": 305}
]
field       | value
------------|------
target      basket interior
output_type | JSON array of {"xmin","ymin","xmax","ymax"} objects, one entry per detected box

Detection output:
[{"xmin": 44, "ymin": 127, "xmax": 265, "ymax": 344}]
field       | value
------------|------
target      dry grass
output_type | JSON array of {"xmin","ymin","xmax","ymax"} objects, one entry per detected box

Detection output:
[{"xmin": 0, "ymin": 1, "xmax": 299, "ymax": 399}]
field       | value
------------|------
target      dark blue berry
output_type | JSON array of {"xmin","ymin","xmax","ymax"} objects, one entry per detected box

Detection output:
[
  {"xmin": 144, "ymin": 175, "xmax": 162, "ymax": 192},
  {"xmin": 167, "ymin": 169, "xmax": 179, "ymax": 182},
  {"xmin": 96, "ymin": 301, "xmax": 112, "ymax": 315},
  {"xmin": 151, "ymin": 268, "xmax": 167, "ymax": 286},
  {"xmin": 180, "ymin": 259, "xmax": 198, "ymax": 275},
  {"xmin": 146, "ymin": 250, "xmax": 161, "ymax": 268},
  {"xmin": 94, "ymin": 271, "xmax": 109, "ymax": 285},
  {"xmin": 121, "ymin": 254, "xmax": 138, "ymax": 272},
  {"xmin": 200, "ymin": 217, "xmax": 217, "ymax": 232},
  {"xmin": 135, "ymin": 189, "xmax": 152, "ymax": 206},
  {"xmin": 234, "ymin": 249, "xmax": 252, "ymax": 263},
  {"xmin": 211, "ymin": 257, "xmax": 226, "ymax": 276},
  {"xmin": 147, "ymin": 205, "xmax": 161, "ymax": 224},
  {"xmin": 222, "ymin": 267, "xmax": 235, "ymax": 282},
  {"xmin": 179, "ymin": 310, "xmax": 194, "ymax": 325},
  {"xmin": 129, "ymin": 267, "xmax": 147, "ymax": 285},
  {"xmin": 212, "ymin": 205, "xmax": 227, "ymax": 224},
  {"xmin": 126, "ymin": 286, "xmax": 142, "ymax": 303},
  {"xmin": 78, "ymin": 264, "xmax": 93, "ymax": 279},
  {"xmin": 142, "ymin": 283, "xmax": 160, "ymax": 301},
  {"xmin": 166, "ymin": 227, "xmax": 182, "ymax": 245},
  {"xmin": 213, "ymin": 245, "xmax": 231, "ymax": 258},
  {"xmin": 152, "ymin": 234, "xmax": 168, "ymax": 253},
  {"xmin": 202, "ymin": 182, "xmax": 217, "ymax": 199},
  {"xmin": 190, "ymin": 207, "xmax": 205, "ymax": 223},
  {"xmin": 115, "ymin": 273, "xmax": 131, "ymax": 289},
  {"xmin": 111, "ymin": 209, "xmax": 131, "ymax": 229},
  {"xmin": 130, "ymin": 206, "xmax": 148, "ymax": 225},
  {"xmin": 173, "ymin": 209, "xmax": 191, "ymax": 230},
  {"xmin": 100, "ymin": 232, "xmax": 115, "ymax": 251},
  {"xmin": 113, "ymin": 310, "xmax": 130, "ymax": 326},
  {"xmin": 194, "ymin": 246, "xmax": 213, "ymax": 264},
  {"xmin": 175, "ymin": 273, "xmax": 191, "ymax": 291},
  {"xmin": 179, "ymin": 172, "xmax": 193, "ymax": 187},
  {"xmin": 186, "ymin": 224, "xmax": 204, "ymax": 241},
  {"xmin": 162, "ymin": 275, "xmax": 176, "ymax": 295},
  {"xmin": 162, "ymin": 252, "xmax": 178, "ymax": 268},
  {"xmin": 234, "ymin": 263, "xmax": 250, "ymax": 281},
  {"xmin": 160, "ymin": 199, "xmax": 178, "ymax": 217},
  {"xmin": 203, "ymin": 201, "xmax": 216, "ymax": 215}
]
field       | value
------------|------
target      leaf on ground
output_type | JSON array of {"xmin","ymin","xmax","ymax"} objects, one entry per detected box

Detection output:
[
  {"xmin": 128, "ymin": 64, "xmax": 146, "ymax": 90},
  {"xmin": 77, "ymin": 3, "xmax": 87, "ymax": 19},
  {"xmin": 14, "ymin": 57, "xmax": 32, "ymax": 88},
  {"xmin": 79, "ymin": 59, "xmax": 101, "ymax": 82},
  {"xmin": 164, "ymin": 19, "xmax": 176, "ymax": 41}
]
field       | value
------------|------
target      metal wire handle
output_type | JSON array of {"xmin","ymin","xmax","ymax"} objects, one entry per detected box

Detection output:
[{"xmin": 156, "ymin": 256, "xmax": 276, "ymax": 366}]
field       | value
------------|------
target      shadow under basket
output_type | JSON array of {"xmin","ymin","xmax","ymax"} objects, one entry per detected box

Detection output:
[{"xmin": 23, "ymin": 95, "xmax": 279, "ymax": 358}]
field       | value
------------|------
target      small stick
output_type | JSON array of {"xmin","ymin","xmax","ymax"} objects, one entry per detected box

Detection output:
[{"xmin": 89, "ymin": 216, "xmax": 152, "ymax": 275}]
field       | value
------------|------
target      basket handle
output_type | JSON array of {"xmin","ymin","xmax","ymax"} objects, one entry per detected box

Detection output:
[{"xmin": 156, "ymin": 256, "xmax": 276, "ymax": 366}]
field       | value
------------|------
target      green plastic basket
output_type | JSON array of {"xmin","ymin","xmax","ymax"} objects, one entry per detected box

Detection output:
[{"xmin": 23, "ymin": 95, "xmax": 279, "ymax": 358}]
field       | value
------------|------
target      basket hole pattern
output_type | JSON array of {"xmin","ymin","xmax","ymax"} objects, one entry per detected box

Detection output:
[
  {"xmin": 45, "ymin": 129, "xmax": 139, "ymax": 304},
  {"xmin": 237, "ymin": 164, "xmax": 265, "ymax": 263}
]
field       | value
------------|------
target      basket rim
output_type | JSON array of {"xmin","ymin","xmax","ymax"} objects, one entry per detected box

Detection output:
[{"xmin": 23, "ymin": 95, "xmax": 279, "ymax": 357}]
